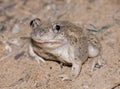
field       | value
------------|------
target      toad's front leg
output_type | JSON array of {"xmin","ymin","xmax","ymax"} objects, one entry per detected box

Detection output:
[
  {"xmin": 70, "ymin": 60, "xmax": 82, "ymax": 80},
  {"xmin": 29, "ymin": 44, "xmax": 45, "ymax": 63}
]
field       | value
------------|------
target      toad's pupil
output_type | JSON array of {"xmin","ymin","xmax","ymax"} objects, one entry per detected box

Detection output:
[
  {"xmin": 56, "ymin": 25, "xmax": 60, "ymax": 31},
  {"xmin": 30, "ymin": 20, "xmax": 34, "ymax": 27}
]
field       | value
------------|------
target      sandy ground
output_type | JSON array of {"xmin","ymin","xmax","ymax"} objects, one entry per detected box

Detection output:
[{"xmin": 0, "ymin": 0, "xmax": 120, "ymax": 89}]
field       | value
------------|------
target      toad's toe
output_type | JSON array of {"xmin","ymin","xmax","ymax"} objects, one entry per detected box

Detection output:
[{"xmin": 59, "ymin": 74, "xmax": 71, "ymax": 81}]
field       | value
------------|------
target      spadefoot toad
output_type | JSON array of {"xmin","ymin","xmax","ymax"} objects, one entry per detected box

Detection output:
[{"xmin": 29, "ymin": 18, "xmax": 102, "ymax": 81}]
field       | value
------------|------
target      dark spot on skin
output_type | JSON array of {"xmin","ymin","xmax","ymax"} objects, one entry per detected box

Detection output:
[
  {"xmin": 94, "ymin": 41, "xmax": 97, "ymax": 44},
  {"xmin": 71, "ymin": 41, "xmax": 75, "ymax": 45},
  {"xmin": 75, "ymin": 58, "xmax": 77, "ymax": 60},
  {"xmin": 61, "ymin": 32, "xmax": 64, "ymax": 36},
  {"xmin": 48, "ymin": 74, "xmax": 51, "ymax": 77},
  {"xmin": 81, "ymin": 54, "xmax": 83, "ymax": 57},
  {"xmin": 82, "ymin": 36, "xmax": 87, "ymax": 40},
  {"xmin": 72, "ymin": 74, "xmax": 75, "ymax": 76},
  {"xmin": 73, "ymin": 67, "xmax": 75, "ymax": 70},
  {"xmin": 74, "ymin": 38, "xmax": 78, "ymax": 43},
  {"xmin": 79, "ymin": 47, "xmax": 81, "ymax": 49}
]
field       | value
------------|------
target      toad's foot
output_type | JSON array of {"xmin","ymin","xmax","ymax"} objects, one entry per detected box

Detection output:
[
  {"xmin": 70, "ymin": 61, "xmax": 82, "ymax": 79},
  {"xmin": 29, "ymin": 44, "xmax": 45, "ymax": 63},
  {"xmin": 59, "ymin": 61, "xmax": 82, "ymax": 81},
  {"xmin": 91, "ymin": 55, "xmax": 103, "ymax": 71}
]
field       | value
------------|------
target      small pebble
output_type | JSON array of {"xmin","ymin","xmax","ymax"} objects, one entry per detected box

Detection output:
[
  {"xmin": 49, "ymin": 67, "xmax": 52, "ymax": 69},
  {"xmin": 14, "ymin": 51, "xmax": 25, "ymax": 60},
  {"xmin": 12, "ymin": 24, "xmax": 20, "ymax": 34},
  {"xmin": 9, "ymin": 39, "xmax": 20, "ymax": 46},
  {"xmin": 5, "ymin": 44, "xmax": 12, "ymax": 52}
]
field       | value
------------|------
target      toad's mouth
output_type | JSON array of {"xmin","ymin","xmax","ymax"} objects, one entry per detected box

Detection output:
[
  {"xmin": 31, "ymin": 38, "xmax": 67, "ymax": 49},
  {"xmin": 32, "ymin": 38, "xmax": 63, "ymax": 44},
  {"xmin": 31, "ymin": 35, "xmax": 67, "ymax": 44}
]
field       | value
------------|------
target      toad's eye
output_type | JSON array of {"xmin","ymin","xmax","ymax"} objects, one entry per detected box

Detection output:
[
  {"xmin": 53, "ymin": 24, "xmax": 61, "ymax": 32},
  {"xmin": 30, "ymin": 18, "xmax": 41, "ymax": 29},
  {"xmin": 55, "ymin": 24, "xmax": 60, "ymax": 31}
]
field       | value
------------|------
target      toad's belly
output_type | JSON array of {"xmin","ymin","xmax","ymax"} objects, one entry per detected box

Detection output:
[
  {"xmin": 33, "ymin": 43, "xmax": 73, "ymax": 64},
  {"xmin": 50, "ymin": 45, "xmax": 73, "ymax": 64}
]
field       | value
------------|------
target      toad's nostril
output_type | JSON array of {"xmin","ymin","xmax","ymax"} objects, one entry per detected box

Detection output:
[{"xmin": 39, "ymin": 30, "xmax": 44, "ymax": 36}]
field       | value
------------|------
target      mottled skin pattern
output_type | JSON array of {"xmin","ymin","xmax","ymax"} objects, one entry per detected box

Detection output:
[{"xmin": 29, "ymin": 18, "xmax": 101, "ymax": 81}]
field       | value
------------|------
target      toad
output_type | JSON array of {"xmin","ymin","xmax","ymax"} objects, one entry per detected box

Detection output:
[{"xmin": 29, "ymin": 18, "xmax": 102, "ymax": 81}]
